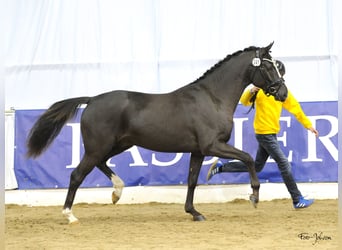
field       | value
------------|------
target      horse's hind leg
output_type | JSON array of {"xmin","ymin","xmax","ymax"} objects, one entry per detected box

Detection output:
[
  {"xmin": 62, "ymin": 154, "xmax": 97, "ymax": 224},
  {"xmin": 97, "ymin": 162, "xmax": 124, "ymax": 204},
  {"xmin": 185, "ymin": 153, "xmax": 205, "ymax": 221}
]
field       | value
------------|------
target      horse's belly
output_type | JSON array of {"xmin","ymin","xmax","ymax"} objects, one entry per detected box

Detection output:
[{"xmin": 131, "ymin": 129, "xmax": 197, "ymax": 153}]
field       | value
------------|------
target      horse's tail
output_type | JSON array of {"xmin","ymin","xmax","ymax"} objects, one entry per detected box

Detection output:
[{"xmin": 27, "ymin": 97, "xmax": 91, "ymax": 158}]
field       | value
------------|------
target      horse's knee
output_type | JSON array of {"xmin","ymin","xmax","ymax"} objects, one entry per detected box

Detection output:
[{"xmin": 244, "ymin": 153, "xmax": 254, "ymax": 166}]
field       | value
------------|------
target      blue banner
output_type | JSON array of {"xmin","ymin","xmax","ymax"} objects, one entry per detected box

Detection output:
[{"xmin": 14, "ymin": 101, "xmax": 338, "ymax": 189}]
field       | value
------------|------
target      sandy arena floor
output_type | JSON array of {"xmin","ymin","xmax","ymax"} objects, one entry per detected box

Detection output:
[{"xmin": 5, "ymin": 199, "xmax": 338, "ymax": 250}]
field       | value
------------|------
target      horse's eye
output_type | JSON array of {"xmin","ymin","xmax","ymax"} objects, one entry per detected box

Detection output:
[{"xmin": 268, "ymin": 87, "xmax": 276, "ymax": 94}]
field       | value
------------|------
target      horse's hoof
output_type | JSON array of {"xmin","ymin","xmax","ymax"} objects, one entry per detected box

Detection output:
[
  {"xmin": 112, "ymin": 192, "xmax": 120, "ymax": 204},
  {"xmin": 193, "ymin": 215, "xmax": 206, "ymax": 221},
  {"xmin": 69, "ymin": 220, "xmax": 80, "ymax": 225},
  {"xmin": 249, "ymin": 195, "xmax": 259, "ymax": 208}
]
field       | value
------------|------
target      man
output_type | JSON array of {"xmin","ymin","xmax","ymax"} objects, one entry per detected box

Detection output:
[{"xmin": 207, "ymin": 61, "xmax": 319, "ymax": 209}]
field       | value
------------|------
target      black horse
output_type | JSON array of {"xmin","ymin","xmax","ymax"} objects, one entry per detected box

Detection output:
[{"xmin": 27, "ymin": 42, "xmax": 287, "ymax": 223}]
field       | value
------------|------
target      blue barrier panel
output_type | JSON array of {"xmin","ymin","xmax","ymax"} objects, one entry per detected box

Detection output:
[{"xmin": 14, "ymin": 101, "xmax": 337, "ymax": 189}]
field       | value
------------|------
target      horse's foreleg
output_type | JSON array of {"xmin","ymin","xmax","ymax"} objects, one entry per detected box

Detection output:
[
  {"xmin": 243, "ymin": 153, "xmax": 260, "ymax": 207},
  {"xmin": 207, "ymin": 143, "xmax": 260, "ymax": 207},
  {"xmin": 185, "ymin": 153, "xmax": 205, "ymax": 221},
  {"xmin": 97, "ymin": 162, "xmax": 125, "ymax": 204},
  {"xmin": 63, "ymin": 156, "xmax": 96, "ymax": 224}
]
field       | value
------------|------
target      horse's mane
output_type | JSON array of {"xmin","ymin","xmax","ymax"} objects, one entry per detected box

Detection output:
[{"xmin": 190, "ymin": 46, "xmax": 258, "ymax": 84}]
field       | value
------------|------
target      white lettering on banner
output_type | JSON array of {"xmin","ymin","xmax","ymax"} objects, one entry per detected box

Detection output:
[
  {"xmin": 232, "ymin": 117, "xmax": 249, "ymax": 150},
  {"xmin": 64, "ymin": 115, "xmax": 338, "ymax": 169},
  {"xmin": 303, "ymin": 115, "xmax": 338, "ymax": 162},
  {"xmin": 152, "ymin": 153, "xmax": 183, "ymax": 166},
  {"xmin": 203, "ymin": 157, "xmax": 218, "ymax": 165},
  {"xmin": 65, "ymin": 123, "xmax": 81, "ymax": 169},
  {"xmin": 106, "ymin": 146, "xmax": 149, "ymax": 167},
  {"xmin": 278, "ymin": 117, "xmax": 293, "ymax": 162},
  {"xmin": 126, "ymin": 146, "xmax": 148, "ymax": 166},
  {"xmin": 222, "ymin": 117, "xmax": 248, "ymax": 163},
  {"xmin": 106, "ymin": 158, "xmax": 116, "ymax": 167}
]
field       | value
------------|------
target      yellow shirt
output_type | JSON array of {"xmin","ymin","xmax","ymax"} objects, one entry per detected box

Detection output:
[{"xmin": 240, "ymin": 88, "xmax": 312, "ymax": 134}]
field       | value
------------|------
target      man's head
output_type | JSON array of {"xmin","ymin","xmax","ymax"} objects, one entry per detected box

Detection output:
[{"xmin": 275, "ymin": 60, "xmax": 285, "ymax": 76}]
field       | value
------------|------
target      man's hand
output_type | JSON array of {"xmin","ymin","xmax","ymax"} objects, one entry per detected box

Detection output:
[
  {"xmin": 250, "ymin": 86, "xmax": 260, "ymax": 94},
  {"xmin": 309, "ymin": 127, "xmax": 319, "ymax": 137}
]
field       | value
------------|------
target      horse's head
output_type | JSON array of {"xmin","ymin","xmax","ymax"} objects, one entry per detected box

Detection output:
[{"xmin": 247, "ymin": 42, "xmax": 288, "ymax": 102}]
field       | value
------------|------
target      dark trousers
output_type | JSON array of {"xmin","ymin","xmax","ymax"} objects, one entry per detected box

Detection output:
[{"xmin": 222, "ymin": 134, "xmax": 302, "ymax": 203}]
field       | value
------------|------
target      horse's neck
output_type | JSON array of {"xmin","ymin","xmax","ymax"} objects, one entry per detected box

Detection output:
[
  {"xmin": 218, "ymin": 79, "xmax": 247, "ymax": 112},
  {"xmin": 198, "ymin": 63, "xmax": 249, "ymax": 108}
]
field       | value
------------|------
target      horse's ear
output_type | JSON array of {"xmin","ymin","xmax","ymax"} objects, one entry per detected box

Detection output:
[{"xmin": 265, "ymin": 41, "xmax": 274, "ymax": 52}]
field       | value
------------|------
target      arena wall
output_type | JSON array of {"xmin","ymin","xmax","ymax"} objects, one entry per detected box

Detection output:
[{"xmin": 5, "ymin": 183, "xmax": 338, "ymax": 206}]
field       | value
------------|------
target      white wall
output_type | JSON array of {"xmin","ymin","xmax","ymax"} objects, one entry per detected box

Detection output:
[
  {"xmin": 4, "ymin": 0, "xmax": 339, "ymax": 110},
  {"xmin": 5, "ymin": 183, "xmax": 338, "ymax": 206},
  {"xmin": 4, "ymin": 111, "xmax": 17, "ymax": 189}
]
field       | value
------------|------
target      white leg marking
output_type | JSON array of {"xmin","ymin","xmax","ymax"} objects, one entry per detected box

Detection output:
[
  {"xmin": 111, "ymin": 174, "xmax": 125, "ymax": 204},
  {"xmin": 62, "ymin": 208, "xmax": 79, "ymax": 224}
]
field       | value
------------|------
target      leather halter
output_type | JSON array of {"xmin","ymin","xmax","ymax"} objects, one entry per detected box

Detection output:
[{"xmin": 250, "ymin": 49, "xmax": 285, "ymax": 97}]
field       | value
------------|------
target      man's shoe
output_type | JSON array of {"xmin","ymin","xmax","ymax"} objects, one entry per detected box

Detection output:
[
  {"xmin": 206, "ymin": 159, "xmax": 223, "ymax": 181},
  {"xmin": 293, "ymin": 196, "xmax": 314, "ymax": 209}
]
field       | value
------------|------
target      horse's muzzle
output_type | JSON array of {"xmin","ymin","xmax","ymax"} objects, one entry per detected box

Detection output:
[
  {"xmin": 265, "ymin": 79, "xmax": 288, "ymax": 102},
  {"xmin": 274, "ymin": 83, "xmax": 288, "ymax": 102}
]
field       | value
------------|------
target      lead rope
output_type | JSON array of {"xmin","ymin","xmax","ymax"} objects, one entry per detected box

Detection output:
[{"xmin": 245, "ymin": 90, "xmax": 258, "ymax": 114}]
